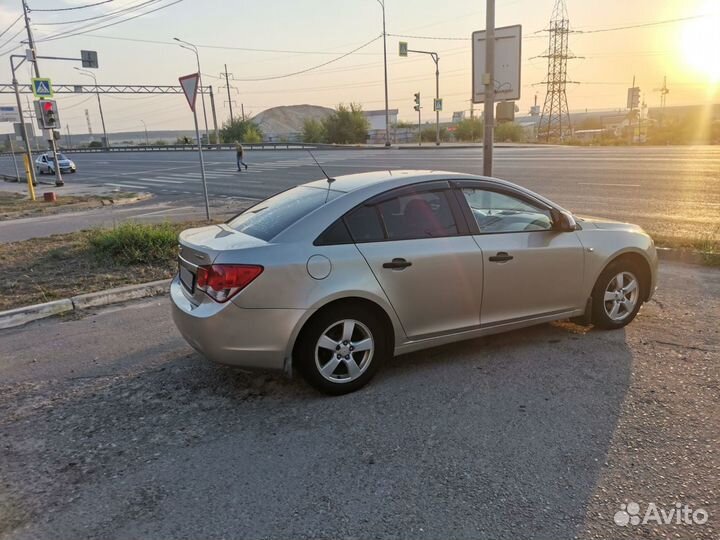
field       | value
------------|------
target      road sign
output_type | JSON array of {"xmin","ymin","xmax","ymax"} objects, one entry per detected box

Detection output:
[
  {"xmin": 399, "ymin": 41, "xmax": 408, "ymax": 57},
  {"xmin": 0, "ymin": 106, "xmax": 20, "ymax": 123},
  {"xmin": 452, "ymin": 111, "xmax": 465, "ymax": 123},
  {"xmin": 472, "ymin": 24, "xmax": 522, "ymax": 103},
  {"xmin": 433, "ymin": 98, "xmax": 443, "ymax": 112},
  {"xmin": 81, "ymin": 50, "xmax": 99, "ymax": 68},
  {"xmin": 179, "ymin": 73, "xmax": 199, "ymax": 112},
  {"xmin": 31, "ymin": 77, "xmax": 53, "ymax": 98}
]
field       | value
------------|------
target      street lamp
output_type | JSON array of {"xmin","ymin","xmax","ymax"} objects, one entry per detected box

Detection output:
[
  {"xmin": 376, "ymin": 0, "xmax": 391, "ymax": 147},
  {"xmin": 139, "ymin": 119, "xmax": 149, "ymax": 146},
  {"xmin": 74, "ymin": 67, "xmax": 108, "ymax": 148},
  {"xmin": 174, "ymin": 37, "xmax": 211, "ymax": 145}
]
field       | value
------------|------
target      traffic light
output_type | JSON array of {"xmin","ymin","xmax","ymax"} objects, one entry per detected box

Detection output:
[
  {"xmin": 37, "ymin": 99, "xmax": 59, "ymax": 129},
  {"xmin": 626, "ymin": 87, "xmax": 640, "ymax": 110},
  {"xmin": 413, "ymin": 92, "xmax": 420, "ymax": 112}
]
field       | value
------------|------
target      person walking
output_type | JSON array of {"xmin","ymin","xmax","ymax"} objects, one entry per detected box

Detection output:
[{"xmin": 235, "ymin": 141, "xmax": 248, "ymax": 171}]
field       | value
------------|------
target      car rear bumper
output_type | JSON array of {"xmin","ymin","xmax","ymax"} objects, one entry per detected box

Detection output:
[{"xmin": 170, "ymin": 276, "xmax": 306, "ymax": 371}]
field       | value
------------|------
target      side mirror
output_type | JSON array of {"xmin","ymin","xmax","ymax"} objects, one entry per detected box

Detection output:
[{"xmin": 550, "ymin": 209, "xmax": 576, "ymax": 232}]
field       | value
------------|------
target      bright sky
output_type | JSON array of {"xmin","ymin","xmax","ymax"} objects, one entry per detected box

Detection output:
[{"xmin": 0, "ymin": 0, "xmax": 719, "ymax": 134}]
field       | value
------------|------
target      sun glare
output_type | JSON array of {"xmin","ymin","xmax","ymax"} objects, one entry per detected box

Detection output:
[{"xmin": 680, "ymin": 7, "xmax": 720, "ymax": 82}]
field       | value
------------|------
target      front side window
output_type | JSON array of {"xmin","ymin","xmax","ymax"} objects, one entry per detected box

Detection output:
[
  {"xmin": 461, "ymin": 188, "xmax": 552, "ymax": 233},
  {"xmin": 228, "ymin": 186, "xmax": 341, "ymax": 241}
]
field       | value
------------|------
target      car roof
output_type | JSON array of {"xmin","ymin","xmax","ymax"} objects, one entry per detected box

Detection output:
[{"xmin": 304, "ymin": 169, "xmax": 482, "ymax": 193}]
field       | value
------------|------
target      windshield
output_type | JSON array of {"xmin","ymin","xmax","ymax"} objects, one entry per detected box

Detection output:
[
  {"xmin": 227, "ymin": 185, "xmax": 342, "ymax": 241},
  {"xmin": 45, "ymin": 154, "xmax": 67, "ymax": 162}
]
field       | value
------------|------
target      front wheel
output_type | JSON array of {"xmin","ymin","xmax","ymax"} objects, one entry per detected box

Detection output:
[
  {"xmin": 591, "ymin": 260, "xmax": 644, "ymax": 329},
  {"xmin": 295, "ymin": 305, "xmax": 388, "ymax": 395}
]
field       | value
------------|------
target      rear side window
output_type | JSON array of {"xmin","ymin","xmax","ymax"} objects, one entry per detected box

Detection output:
[
  {"xmin": 377, "ymin": 190, "xmax": 458, "ymax": 240},
  {"xmin": 344, "ymin": 205, "xmax": 384, "ymax": 243},
  {"xmin": 228, "ymin": 186, "xmax": 341, "ymax": 241}
]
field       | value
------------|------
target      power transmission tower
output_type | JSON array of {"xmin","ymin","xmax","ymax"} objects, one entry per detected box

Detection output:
[
  {"xmin": 654, "ymin": 75, "xmax": 669, "ymax": 109},
  {"xmin": 219, "ymin": 66, "xmax": 243, "ymax": 121},
  {"xmin": 537, "ymin": 0, "xmax": 577, "ymax": 142}
]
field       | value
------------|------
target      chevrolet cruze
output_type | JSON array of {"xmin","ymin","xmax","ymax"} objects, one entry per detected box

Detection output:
[{"xmin": 171, "ymin": 170, "xmax": 657, "ymax": 394}]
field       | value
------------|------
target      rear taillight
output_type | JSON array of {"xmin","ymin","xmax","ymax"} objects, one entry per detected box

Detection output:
[{"xmin": 196, "ymin": 264, "xmax": 263, "ymax": 303}]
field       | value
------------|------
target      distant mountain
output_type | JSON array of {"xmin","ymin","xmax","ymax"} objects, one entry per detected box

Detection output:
[{"xmin": 253, "ymin": 105, "xmax": 334, "ymax": 137}]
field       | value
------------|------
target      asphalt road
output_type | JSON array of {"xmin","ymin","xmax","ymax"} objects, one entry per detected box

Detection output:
[
  {"xmin": 1, "ymin": 261, "xmax": 718, "ymax": 539},
  {"xmin": 2, "ymin": 145, "xmax": 718, "ymax": 241}
]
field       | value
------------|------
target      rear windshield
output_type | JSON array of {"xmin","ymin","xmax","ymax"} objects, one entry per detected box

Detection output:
[{"xmin": 227, "ymin": 186, "xmax": 342, "ymax": 241}]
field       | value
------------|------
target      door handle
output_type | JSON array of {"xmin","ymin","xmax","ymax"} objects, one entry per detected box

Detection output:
[
  {"xmin": 489, "ymin": 252, "xmax": 514, "ymax": 262},
  {"xmin": 382, "ymin": 258, "xmax": 412, "ymax": 269}
]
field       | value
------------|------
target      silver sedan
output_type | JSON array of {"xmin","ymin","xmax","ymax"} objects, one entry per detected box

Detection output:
[{"xmin": 171, "ymin": 170, "xmax": 657, "ymax": 394}]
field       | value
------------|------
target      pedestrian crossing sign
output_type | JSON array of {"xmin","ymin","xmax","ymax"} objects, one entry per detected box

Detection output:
[{"xmin": 32, "ymin": 78, "xmax": 53, "ymax": 98}]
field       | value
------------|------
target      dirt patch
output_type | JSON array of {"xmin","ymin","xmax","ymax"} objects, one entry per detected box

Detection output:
[{"xmin": 0, "ymin": 192, "xmax": 146, "ymax": 221}]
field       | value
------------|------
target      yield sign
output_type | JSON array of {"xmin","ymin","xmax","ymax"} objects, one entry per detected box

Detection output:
[{"xmin": 178, "ymin": 72, "xmax": 199, "ymax": 112}]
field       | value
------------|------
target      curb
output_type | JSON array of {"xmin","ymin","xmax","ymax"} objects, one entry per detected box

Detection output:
[{"xmin": 0, "ymin": 279, "xmax": 170, "ymax": 330}]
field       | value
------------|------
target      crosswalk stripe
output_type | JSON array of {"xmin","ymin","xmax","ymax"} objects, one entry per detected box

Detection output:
[
  {"xmin": 137, "ymin": 177, "xmax": 184, "ymax": 184},
  {"xmin": 106, "ymin": 182, "xmax": 148, "ymax": 189}
]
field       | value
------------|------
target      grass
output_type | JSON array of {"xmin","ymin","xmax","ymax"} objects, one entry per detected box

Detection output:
[
  {"xmin": 88, "ymin": 222, "xmax": 179, "ymax": 265},
  {"xmin": 0, "ymin": 221, "xmax": 214, "ymax": 311},
  {"xmin": 0, "ymin": 192, "xmax": 141, "ymax": 221},
  {"xmin": 650, "ymin": 225, "xmax": 720, "ymax": 267}
]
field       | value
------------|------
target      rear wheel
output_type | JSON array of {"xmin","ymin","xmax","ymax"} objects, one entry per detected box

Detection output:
[
  {"xmin": 591, "ymin": 259, "xmax": 644, "ymax": 329},
  {"xmin": 295, "ymin": 305, "xmax": 388, "ymax": 395}
]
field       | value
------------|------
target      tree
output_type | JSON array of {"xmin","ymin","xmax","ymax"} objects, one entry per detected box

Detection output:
[
  {"xmin": 302, "ymin": 118, "xmax": 326, "ymax": 143},
  {"xmin": 494, "ymin": 122, "xmax": 525, "ymax": 142},
  {"xmin": 322, "ymin": 103, "xmax": 369, "ymax": 144},
  {"xmin": 420, "ymin": 126, "xmax": 450, "ymax": 142},
  {"xmin": 454, "ymin": 118, "xmax": 484, "ymax": 142},
  {"xmin": 220, "ymin": 116, "xmax": 264, "ymax": 143}
]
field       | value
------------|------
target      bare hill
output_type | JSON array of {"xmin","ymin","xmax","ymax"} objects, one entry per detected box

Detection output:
[{"xmin": 253, "ymin": 105, "xmax": 334, "ymax": 137}]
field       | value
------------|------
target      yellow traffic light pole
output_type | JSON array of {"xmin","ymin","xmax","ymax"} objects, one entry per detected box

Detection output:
[{"xmin": 23, "ymin": 154, "xmax": 35, "ymax": 201}]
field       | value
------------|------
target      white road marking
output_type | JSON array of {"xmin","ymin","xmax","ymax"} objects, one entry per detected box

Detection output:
[
  {"xmin": 577, "ymin": 182, "xmax": 641, "ymax": 187},
  {"xmin": 105, "ymin": 182, "xmax": 148, "ymax": 189},
  {"xmin": 137, "ymin": 177, "xmax": 184, "ymax": 184}
]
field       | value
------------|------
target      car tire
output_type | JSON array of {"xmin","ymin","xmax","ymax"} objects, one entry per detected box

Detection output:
[
  {"xmin": 591, "ymin": 259, "xmax": 644, "ymax": 330},
  {"xmin": 295, "ymin": 304, "xmax": 388, "ymax": 395}
]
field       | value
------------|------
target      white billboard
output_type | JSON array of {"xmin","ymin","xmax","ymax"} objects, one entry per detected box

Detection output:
[{"xmin": 472, "ymin": 24, "xmax": 522, "ymax": 103}]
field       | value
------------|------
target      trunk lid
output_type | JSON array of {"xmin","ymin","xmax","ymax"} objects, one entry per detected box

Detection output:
[{"xmin": 177, "ymin": 224, "xmax": 268, "ymax": 303}]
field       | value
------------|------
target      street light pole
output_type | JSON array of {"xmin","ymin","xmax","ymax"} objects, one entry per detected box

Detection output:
[
  {"xmin": 10, "ymin": 55, "xmax": 36, "ymax": 191},
  {"xmin": 483, "ymin": 0, "xmax": 496, "ymax": 176},
  {"xmin": 74, "ymin": 67, "xmax": 108, "ymax": 148},
  {"xmin": 140, "ymin": 119, "xmax": 149, "ymax": 145},
  {"xmin": 175, "ymin": 38, "xmax": 211, "ymax": 144},
  {"xmin": 377, "ymin": 0, "xmax": 390, "ymax": 147}
]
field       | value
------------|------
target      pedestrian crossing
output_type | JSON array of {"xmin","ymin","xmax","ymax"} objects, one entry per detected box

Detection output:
[{"xmin": 102, "ymin": 155, "xmax": 352, "ymax": 196}]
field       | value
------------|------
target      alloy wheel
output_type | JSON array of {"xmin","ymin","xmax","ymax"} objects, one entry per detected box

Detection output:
[
  {"xmin": 315, "ymin": 319, "xmax": 374, "ymax": 383},
  {"xmin": 603, "ymin": 271, "xmax": 639, "ymax": 322}
]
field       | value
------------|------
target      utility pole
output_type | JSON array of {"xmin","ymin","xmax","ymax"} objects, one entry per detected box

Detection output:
[
  {"xmin": 65, "ymin": 124, "xmax": 72, "ymax": 148},
  {"xmin": 10, "ymin": 55, "xmax": 36, "ymax": 191},
  {"xmin": 21, "ymin": 0, "xmax": 63, "ymax": 186},
  {"xmin": 223, "ymin": 64, "xmax": 235, "ymax": 120},
  {"xmin": 208, "ymin": 86, "xmax": 219, "ymax": 144},
  {"xmin": 483, "ymin": 0, "xmax": 495, "ymax": 176},
  {"xmin": 377, "ymin": 0, "xmax": 391, "ymax": 147},
  {"xmin": 241, "ymin": 103, "xmax": 246, "ymax": 121}
]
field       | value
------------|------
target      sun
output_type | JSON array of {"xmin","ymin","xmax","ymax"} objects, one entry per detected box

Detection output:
[{"xmin": 680, "ymin": 7, "xmax": 720, "ymax": 82}]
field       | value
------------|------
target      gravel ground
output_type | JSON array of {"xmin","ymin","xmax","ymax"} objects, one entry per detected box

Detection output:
[{"xmin": 0, "ymin": 261, "xmax": 718, "ymax": 540}]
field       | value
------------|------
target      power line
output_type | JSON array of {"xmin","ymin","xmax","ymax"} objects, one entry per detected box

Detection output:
[
  {"xmin": 572, "ymin": 13, "xmax": 713, "ymax": 34},
  {"xmin": 223, "ymin": 35, "xmax": 383, "ymax": 82},
  {"xmin": 29, "ymin": 0, "xmax": 115, "ymax": 12},
  {"xmin": 0, "ymin": 27, "xmax": 25, "ymax": 51},
  {"xmin": 0, "ymin": 14, "xmax": 23, "ymax": 40},
  {"xmin": 80, "ymin": 33, "xmax": 381, "ymax": 56},
  {"xmin": 35, "ymin": 0, "xmax": 183, "ymax": 42},
  {"xmin": 32, "ymin": 0, "xmax": 161, "ymax": 26}
]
